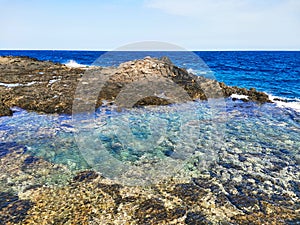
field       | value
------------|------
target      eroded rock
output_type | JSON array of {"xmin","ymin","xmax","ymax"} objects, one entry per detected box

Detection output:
[{"xmin": 0, "ymin": 56, "xmax": 272, "ymax": 117}]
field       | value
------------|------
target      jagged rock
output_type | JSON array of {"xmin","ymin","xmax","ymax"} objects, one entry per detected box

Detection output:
[
  {"xmin": 0, "ymin": 198, "xmax": 32, "ymax": 224},
  {"xmin": 0, "ymin": 56, "xmax": 272, "ymax": 116},
  {"xmin": 185, "ymin": 211, "xmax": 211, "ymax": 225},
  {"xmin": 171, "ymin": 183, "xmax": 208, "ymax": 205},
  {"xmin": 219, "ymin": 82, "xmax": 271, "ymax": 103},
  {"xmin": 134, "ymin": 198, "xmax": 168, "ymax": 224}
]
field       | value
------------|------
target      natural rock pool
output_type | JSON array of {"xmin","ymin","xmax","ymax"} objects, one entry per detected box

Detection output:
[{"xmin": 1, "ymin": 98, "xmax": 299, "ymax": 224}]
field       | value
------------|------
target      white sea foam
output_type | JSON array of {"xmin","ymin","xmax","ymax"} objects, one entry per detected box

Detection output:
[
  {"xmin": 65, "ymin": 60, "xmax": 87, "ymax": 68},
  {"xmin": 48, "ymin": 79, "xmax": 59, "ymax": 84},
  {"xmin": 187, "ymin": 68, "xmax": 207, "ymax": 75},
  {"xmin": 0, "ymin": 81, "xmax": 38, "ymax": 87},
  {"xmin": 187, "ymin": 68, "xmax": 196, "ymax": 74},
  {"xmin": 230, "ymin": 94, "xmax": 249, "ymax": 100},
  {"xmin": 268, "ymin": 94, "xmax": 300, "ymax": 112},
  {"xmin": 26, "ymin": 81, "xmax": 38, "ymax": 86},
  {"xmin": 0, "ymin": 82, "xmax": 22, "ymax": 87}
]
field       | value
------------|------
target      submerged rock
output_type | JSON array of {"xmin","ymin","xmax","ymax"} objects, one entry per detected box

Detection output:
[
  {"xmin": 0, "ymin": 56, "xmax": 271, "ymax": 116},
  {"xmin": 0, "ymin": 192, "xmax": 19, "ymax": 210},
  {"xmin": 185, "ymin": 211, "xmax": 211, "ymax": 225},
  {"xmin": 134, "ymin": 198, "xmax": 168, "ymax": 224},
  {"xmin": 73, "ymin": 170, "xmax": 100, "ymax": 182},
  {"xmin": 1, "ymin": 147, "xmax": 299, "ymax": 224},
  {"xmin": 0, "ymin": 100, "xmax": 12, "ymax": 117},
  {"xmin": 0, "ymin": 199, "xmax": 32, "ymax": 224}
]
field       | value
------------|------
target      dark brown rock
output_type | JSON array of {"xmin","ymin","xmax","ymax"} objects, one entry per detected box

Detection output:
[
  {"xmin": 73, "ymin": 170, "xmax": 99, "ymax": 182},
  {"xmin": 171, "ymin": 183, "xmax": 207, "ymax": 205},
  {"xmin": 0, "ymin": 100, "xmax": 12, "ymax": 117},
  {"xmin": 134, "ymin": 198, "xmax": 168, "ymax": 224},
  {"xmin": 185, "ymin": 211, "xmax": 211, "ymax": 225},
  {"xmin": 0, "ymin": 192, "xmax": 19, "ymax": 210},
  {"xmin": 0, "ymin": 56, "xmax": 272, "ymax": 117},
  {"xmin": 133, "ymin": 96, "xmax": 171, "ymax": 107},
  {"xmin": 97, "ymin": 183, "xmax": 122, "ymax": 203},
  {"xmin": 0, "ymin": 199, "xmax": 32, "ymax": 224},
  {"xmin": 227, "ymin": 194, "xmax": 260, "ymax": 213},
  {"xmin": 167, "ymin": 207, "xmax": 186, "ymax": 220},
  {"xmin": 219, "ymin": 82, "xmax": 271, "ymax": 103}
]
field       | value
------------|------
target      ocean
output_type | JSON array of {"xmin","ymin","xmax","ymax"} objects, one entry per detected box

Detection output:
[{"xmin": 0, "ymin": 50, "xmax": 299, "ymax": 223}]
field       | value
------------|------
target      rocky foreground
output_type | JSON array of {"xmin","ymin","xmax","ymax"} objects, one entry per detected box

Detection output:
[
  {"xmin": 0, "ymin": 144, "xmax": 299, "ymax": 224},
  {"xmin": 0, "ymin": 57, "xmax": 299, "ymax": 224},
  {"xmin": 0, "ymin": 56, "xmax": 271, "ymax": 116}
]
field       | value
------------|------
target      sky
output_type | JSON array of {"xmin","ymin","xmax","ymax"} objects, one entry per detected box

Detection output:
[{"xmin": 1, "ymin": 0, "xmax": 300, "ymax": 50}]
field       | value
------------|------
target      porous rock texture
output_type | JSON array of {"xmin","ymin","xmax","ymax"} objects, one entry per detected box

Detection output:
[{"xmin": 0, "ymin": 56, "xmax": 271, "ymax": 116}]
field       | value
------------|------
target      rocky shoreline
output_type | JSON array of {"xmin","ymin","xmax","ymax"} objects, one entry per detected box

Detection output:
[
  {"xmin": 0, "ymin": 56, "xmax": 299, "ymax": 224},
  {"xmin": 0, "ymin": 56, "xmax": 271, "ymax": 117},
  {"xmin": 0, "ymin": 145, "xmax": 299, "ymax": 224}
]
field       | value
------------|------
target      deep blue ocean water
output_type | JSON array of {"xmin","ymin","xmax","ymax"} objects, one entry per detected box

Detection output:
[{"xmin": 0, "ymin": 50, "xmax": 299, "ymax": 182}]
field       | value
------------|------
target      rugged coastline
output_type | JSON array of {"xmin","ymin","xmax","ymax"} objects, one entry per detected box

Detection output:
[
  {"xmin": 0, "ymin": 56, "xmax": 271, "ymax": 117},
  {"xmin": 1, "ymin": 56, "xmax": 299, "ymax": 224}
]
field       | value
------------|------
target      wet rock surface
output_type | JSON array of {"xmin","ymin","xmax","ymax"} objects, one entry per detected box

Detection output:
[
  {"xmin": 1, "ymin": 138, "xmax": 298, "ymax": 224},
  {"xmin": 0, "ymin": 56, "xmax": 271, "ymax": 116},
  {"xmin": 0, "ymin": 100, "xmax": 12, "ymax": 117},
  {"xmin": 185, "ymin": 211, "xmax": 211, "ymax": 225},
  {"xmin": 72, "ymin": 170, "xmax": 100, "ymax": 182},
  {"xmin": 0, "ymin": 56, "xmax": 297, "ymax": 224},
  {"xmin": 0, "ymin": 192, "xmax": 19, "ymax": 210},
  {"xmin": 0, "ymin": 151, "xmax": 299, "ymax": 224},
  {"xmin": 0, "ymin": 199, "xmax": 32, "ymax": 225}
]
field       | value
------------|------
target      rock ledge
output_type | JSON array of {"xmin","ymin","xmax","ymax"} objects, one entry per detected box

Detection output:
[{"xmin": 0, "ymin": 56, "xmax": 271, "ymax": 116}]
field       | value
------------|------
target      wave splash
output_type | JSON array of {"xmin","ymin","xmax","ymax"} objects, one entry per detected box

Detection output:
[
  {"xmin": 269, "ymin": 94, "xmax": 300, "ymax": 112},
  {"xmin": 65, "ymin": 60, "xmax": 87, "ymax": 68},
  {"xmin": 187, "ymin": 68, "xmax": 208, "ymax": 75}
]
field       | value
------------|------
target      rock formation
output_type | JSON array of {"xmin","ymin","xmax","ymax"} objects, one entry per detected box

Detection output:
[{"xmin": 0, "ymin": 56, "xmax": 271, "ymax": 116}]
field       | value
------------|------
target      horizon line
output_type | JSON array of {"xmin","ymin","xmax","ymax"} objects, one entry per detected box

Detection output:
[{"xmin": 0, "ymin": 48, "xmax": 299, "ymax": 51}]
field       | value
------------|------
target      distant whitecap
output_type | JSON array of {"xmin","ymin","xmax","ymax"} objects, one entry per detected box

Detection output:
[{"xmin": 65, "ymin": 60, "xmax": 87, "ymax": 68}]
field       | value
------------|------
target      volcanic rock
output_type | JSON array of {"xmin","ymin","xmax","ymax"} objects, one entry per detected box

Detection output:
[{"xmin": 0, "ymin": 56, "xmax": 272, "ymax": 116}]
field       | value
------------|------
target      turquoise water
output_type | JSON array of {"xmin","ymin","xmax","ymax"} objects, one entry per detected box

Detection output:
[
  {"xmin": 0, "ymin": 50, "xmax": 299, "ymax": 185},
  {"xmin": 1, "ymin": 99, "xmax": 299, "ymax": 182}
]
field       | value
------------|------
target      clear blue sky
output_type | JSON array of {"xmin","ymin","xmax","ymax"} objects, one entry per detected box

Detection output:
[{"xmin": 1, "ymin": 0, "xmax": 299, "ymax": 50}]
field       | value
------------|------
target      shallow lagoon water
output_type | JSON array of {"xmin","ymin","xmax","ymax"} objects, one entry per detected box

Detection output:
[{"xmin": 1, "ymin": 99, "xmax": 299, "ymax": 177}]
